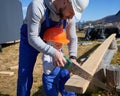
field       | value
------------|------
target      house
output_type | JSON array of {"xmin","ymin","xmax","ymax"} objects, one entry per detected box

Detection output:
[{"xmin": 0, "ymin": 0, "xmax": 23, "ymax": 44}]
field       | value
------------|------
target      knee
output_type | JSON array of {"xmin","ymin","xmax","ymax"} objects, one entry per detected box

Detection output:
[{"xmin": 60, "ymin": 69, "xmax": 70, "ymax": 79}]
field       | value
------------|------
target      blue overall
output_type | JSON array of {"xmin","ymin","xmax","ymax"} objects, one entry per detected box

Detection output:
[{"xmin": 17, "ymin": 8, "xmax": 76, "ymax": 96}]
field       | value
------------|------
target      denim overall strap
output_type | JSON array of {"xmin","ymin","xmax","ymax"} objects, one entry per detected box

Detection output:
[
  {"xmin": 58, "ymin": 19, "xmax": 66, "ymax": 29},
  {"xmin": 45, "ymin": 8, "xmax": 66, "ymax": 29},
  {"xmin": 45, "ymin": 8, "xmax": 50, "ymax": 28},
  {"xmin": 40, "ymin": 8, "xmax": 66, "ymax": 39}
]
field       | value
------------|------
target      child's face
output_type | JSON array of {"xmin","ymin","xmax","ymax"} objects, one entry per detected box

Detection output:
[{"xmin": 53, "ymin": 42, "xmax": 62, "ymax": 50}]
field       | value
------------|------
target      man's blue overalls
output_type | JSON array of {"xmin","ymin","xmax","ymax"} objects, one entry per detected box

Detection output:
[{"xmin": 17, "ymin": 8, "xmax": 76, "ymax": 96}]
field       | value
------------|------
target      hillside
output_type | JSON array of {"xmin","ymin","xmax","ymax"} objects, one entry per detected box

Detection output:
[
  {"xmin": 80, "ymin": 10, "xmax": 120, "ymax": 28},
  {"xmin": 100, "ymin": 10, "xmax": 120, "ymax": 23},
  {"xmin": 1, "ymin": 30, "xmax": 120, "ymax": 96}
]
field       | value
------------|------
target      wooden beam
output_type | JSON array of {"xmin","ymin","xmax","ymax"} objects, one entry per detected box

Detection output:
[
  {"xmin": 65, "ymin": 75, "xmax": 85, "ymax": 93},
  {"xmin": 0, "ymin": 71, "xmax": 14, "ymax": 76},
  {"xmin": 65, "ymin": 34, "xmax": 116, "ymax": 94},
  {"xmin": 9, "ymin": 65, "xmax": 18, "ymax": 70}
]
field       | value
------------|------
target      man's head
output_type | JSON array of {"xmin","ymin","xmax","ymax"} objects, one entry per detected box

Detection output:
[
  {"xmin": 70, "ymin": 0, "xmax": 89, "ymax": 20},
  {"xmin": 54, "ymin": 0, "xmax": 89, "ymax": 20}
]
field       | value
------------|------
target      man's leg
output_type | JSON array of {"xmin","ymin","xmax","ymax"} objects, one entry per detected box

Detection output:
[{"xmin": 17, "ymin": 39, "xmax": 38, "ymax": 96}]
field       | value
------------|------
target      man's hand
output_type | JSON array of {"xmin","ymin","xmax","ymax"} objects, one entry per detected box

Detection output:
[{"xmin": 53, "ymin": 51, "xmax": 66, "ymax": 67}]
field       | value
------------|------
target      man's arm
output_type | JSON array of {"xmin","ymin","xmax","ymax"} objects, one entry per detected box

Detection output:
[
  {"xmin": 26, "ymin": 1, "xmax": 57, "ymax": 56},
  {"xmin": 66, "ymin": 18, "xmax": 78, "ymax": 58},
  {"xmin": 25, "ymin": 1, "xmax": 66, "ymax": 67}
]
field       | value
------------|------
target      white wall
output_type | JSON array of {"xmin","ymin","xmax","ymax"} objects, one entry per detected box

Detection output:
[{"xmin": 0, "ymin": 0, "xmax": 23, "ymax": 44}]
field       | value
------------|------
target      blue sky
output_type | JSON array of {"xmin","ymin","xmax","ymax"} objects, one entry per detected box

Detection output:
[
  {"xmin": 20, "ymin": 0, "xmax": 120, "ymax": 21},
  {"xmin": 81, "ymin": 0, "xmax": 120, "ymax": 21}
]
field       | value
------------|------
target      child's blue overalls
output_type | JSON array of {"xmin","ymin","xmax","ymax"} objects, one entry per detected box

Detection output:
[{"xmin": 17, "ymin": 8, "xmax": 76, "ymax": 96}]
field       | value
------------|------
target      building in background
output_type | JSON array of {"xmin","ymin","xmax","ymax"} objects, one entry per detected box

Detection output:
[{"xmin": 0, "ymin": 0, "xmax": 23, "ymax": 44}]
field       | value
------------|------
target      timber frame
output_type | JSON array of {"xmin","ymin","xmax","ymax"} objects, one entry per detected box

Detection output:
[{"xmin": 65, "ymin": 34, "xmax": 117, "ymax": 94}]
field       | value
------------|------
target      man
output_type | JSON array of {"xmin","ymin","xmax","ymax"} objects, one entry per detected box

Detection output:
[{"xmin": 17, "ymin": 0, "xmax": 89, "ymax": 96}]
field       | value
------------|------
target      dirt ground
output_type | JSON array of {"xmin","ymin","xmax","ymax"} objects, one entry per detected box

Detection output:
[
  {"xmin": 0, "ymin": 32, "xmax": 78, "ymax": 95},
  {"xmin": 0, "ymin": 32, "xmax": 120, "ymax": 96},
  {"xmin": 0, "ymin": 42, "xmax": 45, "ymax": 96}
]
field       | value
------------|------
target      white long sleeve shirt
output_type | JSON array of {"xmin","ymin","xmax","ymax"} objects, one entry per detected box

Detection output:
[
  {"xmin": 23, "ymin": 0, "xmax": 78, "ymax": 57},
  {"xmin": 42, "ymin": 49, "xmax": 63, "ymax": 75}
]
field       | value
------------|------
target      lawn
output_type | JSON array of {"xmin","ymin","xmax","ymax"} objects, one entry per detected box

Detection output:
[{"xmin": 0, "ymin": 31, "xmax": 120, "ymax": 96}]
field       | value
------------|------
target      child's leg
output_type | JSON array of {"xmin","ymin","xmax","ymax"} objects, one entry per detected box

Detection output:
[
  {"xmin": 42, "ymin": 67, "xmax": 61, "ymax": 96},
  {"xmin": 59, "ymin": 69, "xmax": 70, "ymax": 91},
  {"xmin": 59, "ymin": 69, "xmax": 76, "ymax": 96}
]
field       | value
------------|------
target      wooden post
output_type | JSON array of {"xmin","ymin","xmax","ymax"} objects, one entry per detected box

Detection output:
[
  {"xmin": 106, "ymin": 65, "xmax": 120, "ymax": 90},
  {"xmin": 9, "ymin": 65, "xmax": 18, "ymax": 70},
  {"xmin": 0, "ymin": 71, "xmax": 14, "ymax": 76}
]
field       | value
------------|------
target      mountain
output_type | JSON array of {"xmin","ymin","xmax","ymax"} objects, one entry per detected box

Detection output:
[
  {"xmin": 76, "ymin": 10, "xmax": 120, "ymax": 30},
  {"xmin": 80, "ymin": 10, "xmax": 120, "ymax": 28},
  {"xmin": 99, "ymin": 10, "xmax": 120, "ymax": 23}
]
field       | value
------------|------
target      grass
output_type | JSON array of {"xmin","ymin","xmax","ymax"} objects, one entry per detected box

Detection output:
[
  {"xmin": 110, "ymin": 39, "xmax": 120, "ymax": 65},
  {"xmin": 117, "ymin": 40, "xmax": 120, "ymax": 44},
  {"xmin": 0, "ymin": 32, "xmax": 120, "ymax": 96}
]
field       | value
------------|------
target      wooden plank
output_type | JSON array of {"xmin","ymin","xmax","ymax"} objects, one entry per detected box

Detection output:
[
  {"xmin": 65, "ymin": 34, "xmax": 116, "ymax": 94},
  {"xmin": 9, "ymin": 65, "xmax": 18, "ymax": 70},
  {"xmin": 0, "ymin": 71, "xmax": 14, "ymax": 76},
  {"xmin": 65, "ymin": 75, "xmax": 86, "ymax": 93},
  {"xmin": 81, "ymin": 34, "xmax": 116, "ymax": 75}
]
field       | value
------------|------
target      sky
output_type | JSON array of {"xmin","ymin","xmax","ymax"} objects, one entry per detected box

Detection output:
[{"xmin": 20, "ymin": 0, "xmax": 120, "ymax": 22}]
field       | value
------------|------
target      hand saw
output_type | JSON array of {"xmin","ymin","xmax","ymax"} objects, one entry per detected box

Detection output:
[{"xmin": 64, "ymin": 57, "xmax": 110, "ymax": 91}]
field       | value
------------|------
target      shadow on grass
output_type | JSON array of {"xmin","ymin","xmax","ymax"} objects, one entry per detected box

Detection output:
[
  {"xmin": 77, "ymin": 44, "xmax": 100, "ymax": 64},
  {"xmin": 76, "ymin": 93, "xmax": 92, "ymax": 96},
  {"xmin": 1, "ymin": 42, "xmax": 19, "ymax": 48},
  {"xmin": 0, "ymin": 94, "xmax": 10, "ymax": 96},
  {"xmin": 32, "ymin": 85, "xmax": 45, "ymax": 96},
  {"xmin": 78, "ymin": 37, "xmax": 86, "ymax": 42},
  {"xmin": 32, "ymin": 85, "xmax": 93, "ymax": 96},
  {"xmin": 0, "ymin": 41, "xmax": 19, "ymax": 52}
]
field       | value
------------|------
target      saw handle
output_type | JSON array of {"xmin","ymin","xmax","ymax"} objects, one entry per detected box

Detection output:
[{"xmin": 63, "ymin": 57, "xmax": 72, "ymax": 68}]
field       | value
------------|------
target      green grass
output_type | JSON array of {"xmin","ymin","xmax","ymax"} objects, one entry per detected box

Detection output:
[
  {"xmin": 0, "ymin": 31, "xmax": 120, "ymax": 96},
  {"xmin": 117, "ymin": 40, "xmax": 120, "ymax": 44}
]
